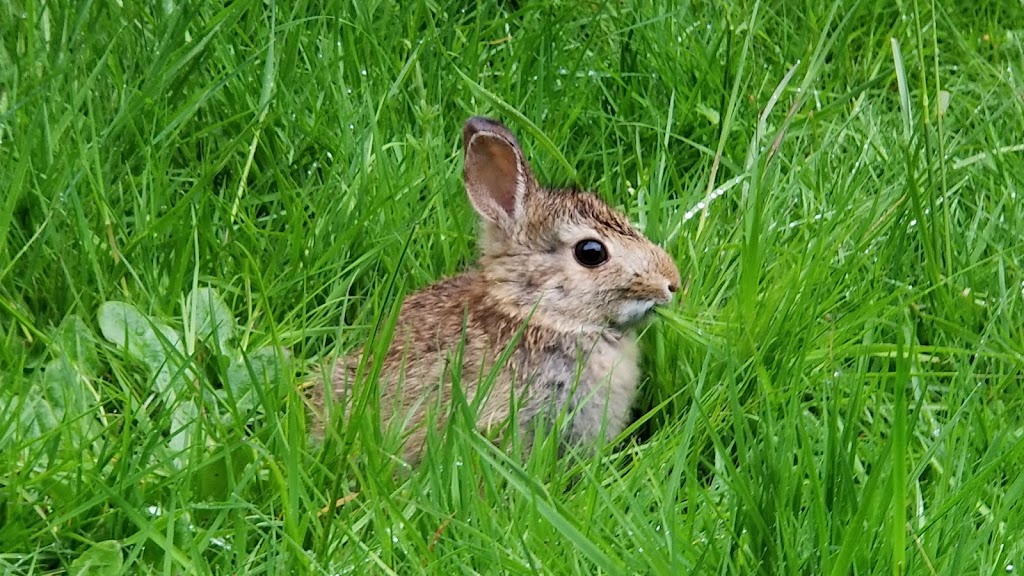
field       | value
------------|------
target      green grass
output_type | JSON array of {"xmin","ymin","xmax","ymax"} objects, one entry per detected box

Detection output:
[{"xmin": 2, "ymin": 0, "xmax": 1023, "ymax": 573}]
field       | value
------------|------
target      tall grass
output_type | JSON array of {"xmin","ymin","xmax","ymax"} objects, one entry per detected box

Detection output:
[{"xmin": 1, "ymin": 0, "xmax": 1022, "ymax": 573}]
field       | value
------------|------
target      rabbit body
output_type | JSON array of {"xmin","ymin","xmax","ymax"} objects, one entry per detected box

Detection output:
[{"xmin": 308, "ymin": 117, "xmax": 680, "ymax": 464}]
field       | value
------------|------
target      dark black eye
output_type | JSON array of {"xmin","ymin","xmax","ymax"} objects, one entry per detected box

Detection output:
[{"xmin": 573, "ymin": 239, "xmax": 609, "ymax": 268}]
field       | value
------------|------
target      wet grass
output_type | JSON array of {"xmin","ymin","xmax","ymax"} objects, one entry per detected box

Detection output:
[{"xmin": 1, "ymin": 0, "xmax": 1023, "ymax": 573}]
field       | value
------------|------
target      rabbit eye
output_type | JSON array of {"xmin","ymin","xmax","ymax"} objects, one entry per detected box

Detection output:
[{"xmin": 574, "ymin": 239, "xmax": 608, "ymax": 268}]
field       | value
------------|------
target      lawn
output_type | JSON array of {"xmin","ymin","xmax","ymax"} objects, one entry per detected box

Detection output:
[{"xmin": 2, "ymin": 0, "xmax": 1023, "ymax": 573}]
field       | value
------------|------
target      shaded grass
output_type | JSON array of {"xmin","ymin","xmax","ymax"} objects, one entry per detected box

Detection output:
[{"xmin": 2, "ymin": 0, "xmax": 1023, "ymax": 573}]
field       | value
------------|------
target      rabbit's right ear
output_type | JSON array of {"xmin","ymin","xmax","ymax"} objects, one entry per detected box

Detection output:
[{"xmin": 462, "ymin": 117, "xmax": 535, "ymax": 226}]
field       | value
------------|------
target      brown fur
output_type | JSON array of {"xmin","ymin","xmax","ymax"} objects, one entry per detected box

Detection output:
[{"xmin": 305, "ymin": 117, "xmax": 681, "ymax": 465}]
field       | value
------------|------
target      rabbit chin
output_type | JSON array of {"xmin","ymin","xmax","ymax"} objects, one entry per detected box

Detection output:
[{"xmin": 612, "ymin": 300, "xmax": 657, "ymax": 328}]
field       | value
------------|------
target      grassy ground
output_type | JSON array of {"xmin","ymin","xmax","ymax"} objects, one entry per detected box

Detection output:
[{"xmin": 2, "ymin": 0, "xmax": 1023, "ymax": 573}]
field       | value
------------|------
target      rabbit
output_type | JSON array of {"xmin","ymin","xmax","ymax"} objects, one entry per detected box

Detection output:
[{"xmin": 305, "ymin": 116, "xmax": 681, "ymax": 465}]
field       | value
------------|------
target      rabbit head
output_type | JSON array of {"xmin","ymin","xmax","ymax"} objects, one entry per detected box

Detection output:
[{"xmin": 462, "ymin": 117, "xmax": 681, "ymax": 333}]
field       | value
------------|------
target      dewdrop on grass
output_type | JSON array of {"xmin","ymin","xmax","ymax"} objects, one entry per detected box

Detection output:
[{"xmin": 681, "ymin": 178, "xmax": 735, "ymax": 222}]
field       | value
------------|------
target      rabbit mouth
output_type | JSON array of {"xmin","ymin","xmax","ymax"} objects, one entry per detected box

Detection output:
[{"xmin": 612, "ymin": 300, "xmax": 658, "ymax": 327}]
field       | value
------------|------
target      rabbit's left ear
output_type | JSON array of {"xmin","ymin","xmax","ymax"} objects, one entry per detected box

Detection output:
[{"xmin": 462, "ymin": 117, "xmax": 535, "ymax": 226}]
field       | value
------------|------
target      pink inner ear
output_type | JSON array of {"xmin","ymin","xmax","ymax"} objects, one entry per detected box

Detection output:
[{"xmin": 468, "ymin": 135, "xmax": 519, "ymax": 217}]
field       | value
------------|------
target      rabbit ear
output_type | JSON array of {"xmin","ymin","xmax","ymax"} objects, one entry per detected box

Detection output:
[{"xmin": 462, "ymin": 117, "xmax": 534, "ymax": 225}]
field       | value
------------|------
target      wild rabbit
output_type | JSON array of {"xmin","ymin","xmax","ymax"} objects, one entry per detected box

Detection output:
[{"xmin": 306, "ymin": 117, "xmax": 680, "ymax": 465}]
